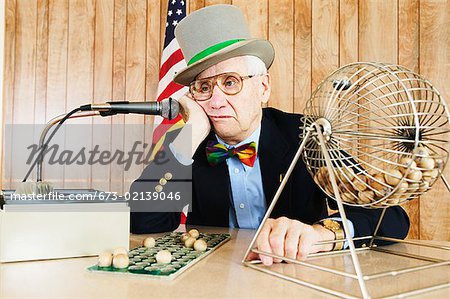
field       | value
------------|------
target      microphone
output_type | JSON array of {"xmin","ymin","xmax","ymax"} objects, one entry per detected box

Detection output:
[{"xmin": 81, "ymin": 97, "xmax": 180, "ymax": 120}]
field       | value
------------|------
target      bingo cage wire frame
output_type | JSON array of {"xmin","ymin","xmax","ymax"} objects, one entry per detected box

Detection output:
[{"xmin": 242, "ymin": 62, "xmax": 450, "ymax": 299}]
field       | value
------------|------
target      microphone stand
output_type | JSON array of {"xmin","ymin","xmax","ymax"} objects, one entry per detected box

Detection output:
[
  {"xmin": 36, "ymin": 111, "xmax": 100, "ymax": 182},
  {"xmin": 21, "ymin": 98, "xmax": 179, "ymax": 189}
]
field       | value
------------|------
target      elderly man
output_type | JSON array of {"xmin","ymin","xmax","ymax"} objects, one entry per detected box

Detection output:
[{"xmin": 131, "ymin": 4, "xmax": 409, "ymax": 266}]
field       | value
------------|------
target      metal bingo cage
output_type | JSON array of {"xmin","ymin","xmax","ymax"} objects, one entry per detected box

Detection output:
[{"xmin": 242, "ymin": 62, "xmax": 450, "ymax": 298}]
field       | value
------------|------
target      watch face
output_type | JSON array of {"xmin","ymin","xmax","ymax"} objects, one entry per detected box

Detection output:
[{"xmin": 323, "ymin": 219, "xmax": 340, "ymax": 231}]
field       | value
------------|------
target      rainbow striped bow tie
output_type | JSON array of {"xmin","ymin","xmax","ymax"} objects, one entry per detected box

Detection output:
[{"xmin": 206, "ymin": 140, "xmax": 257, "ymax": 167}]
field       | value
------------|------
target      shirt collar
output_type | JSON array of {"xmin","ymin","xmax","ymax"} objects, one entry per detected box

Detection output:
[{"xmin": 215, "ymin": 125, "xmax": 261, "ymax": 152}]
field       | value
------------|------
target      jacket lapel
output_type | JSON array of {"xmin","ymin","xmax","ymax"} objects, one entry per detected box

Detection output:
[
  {"xmin": 192, "ymin": 131, "xmax": 230, "ymax": 226},
  {"xmin": 259, "ymin": 111, "xmax": 291, "ymax": 208}
]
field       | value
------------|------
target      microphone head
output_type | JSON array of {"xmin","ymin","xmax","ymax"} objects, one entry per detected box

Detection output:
[{"xmin": 160, "ymin": 98, "xmax": 180, "ymax": 120}]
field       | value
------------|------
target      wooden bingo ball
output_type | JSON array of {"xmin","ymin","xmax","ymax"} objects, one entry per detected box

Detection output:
[
  {"xmin": 143, "ymin": 237, "xmax": 156, "ymax": 248},
  {"xmin": 399, "ymin": 157, "xmax": 417, "ymax": 171},
  {"xmin": 113, "ymin": 247, "xmax": 128, "ymax": 256},
  {"xmin": 185, "ymin": 237, "xmax": 196, "ymax": 248},
  {"xmin": 193, "ymin": 239, "xmax": 207, "ymax": 252},
  {"xmin": 417, "ymin": 157, "xmax": 435, "ymax": 170},
  {"xmin": 180, "ymin": 232, "xmax": 190, "ymax": 242},
  {"xmin": 112, "ymin": 254, "xmax": 129, "ymax": 269},
  {"xmin": 406, "ymin": 169, "xmax": 422, "ymax": 181},
  {"xmin": 156, "ymin": 250, "xmax": 172, "ymax": 264},
  {"xmin": 353, "ymin": 174, "xmax": 367, "ymax": 192},
  {"xmin": 384, "ymin": 169, "xmax": 403, "ymax": 186},
  {"xmin": 358, "ymin": 190, "xmax": 374, "ymax": 204},
  {"xmin": 98, "ymin": 251, "xmax": 113, "ymax": 267},
  {"xmin": 188, "ymin": 229, "xmax": 200, "ymax": 239}
]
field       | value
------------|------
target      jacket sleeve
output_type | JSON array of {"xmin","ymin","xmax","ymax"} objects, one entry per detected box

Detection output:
[
  {"xmin": 329, "ymin": 200, "xmax": 410, "ymax": 247},
  {"xmin": 129, "ymin": 181, "xmax": 181, "ymax": 234},
  {"xmin": 129, "ymin": 129, "xmax": 192, "ymax": 234}
]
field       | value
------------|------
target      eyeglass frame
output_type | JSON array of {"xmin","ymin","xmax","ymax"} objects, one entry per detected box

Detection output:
[{"xmin": 188, "ymin": 72, "xmax": 265, "ymax": 101}]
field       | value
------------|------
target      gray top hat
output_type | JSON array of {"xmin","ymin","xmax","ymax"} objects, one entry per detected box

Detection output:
[{"xmin": 173, "ymin": 4, "xmax": 275, "ymax": 86}]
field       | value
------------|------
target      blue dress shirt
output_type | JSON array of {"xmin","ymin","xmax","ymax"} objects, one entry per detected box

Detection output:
[{"xmin": 214, "ymin": 126, "xmax": 266, "ymax": 229}]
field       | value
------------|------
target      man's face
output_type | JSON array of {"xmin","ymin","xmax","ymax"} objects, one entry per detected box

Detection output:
[{"xmin": 193, "ymin": 57, "xmax": 271, "ymax": 144}]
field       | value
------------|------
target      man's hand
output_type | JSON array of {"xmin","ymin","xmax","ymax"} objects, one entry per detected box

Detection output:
[
  {"xmin": 171, "ymin": 92, "xmax": 211, "ymax": 159},
  {"xmin": 249, "ymin": 217, "xmax": 336, "ymax": 266},
  {"xmin": 178, "ymin": 92, "xmax": 210, "ymax": 135}
]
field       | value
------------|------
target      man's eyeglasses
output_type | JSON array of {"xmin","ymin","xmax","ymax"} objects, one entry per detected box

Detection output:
[{"xmin": 189, "ymin": 72, "xmax": 264, "ymax": 101}]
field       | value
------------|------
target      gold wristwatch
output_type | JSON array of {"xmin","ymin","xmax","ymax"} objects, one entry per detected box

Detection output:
[{"xmin": 320, "ymin": 219, "xmax": 345, "ymax": 251}]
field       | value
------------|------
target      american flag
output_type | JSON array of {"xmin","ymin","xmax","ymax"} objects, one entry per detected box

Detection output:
[{"xmin": 152, "ymin": 0, "xmax": 189, "ymax": 223}]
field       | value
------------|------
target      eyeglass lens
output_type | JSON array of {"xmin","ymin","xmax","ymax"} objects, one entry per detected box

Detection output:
[{"xmin": 190, "ymin": 73, "xmax": 243, "ymax": 100}]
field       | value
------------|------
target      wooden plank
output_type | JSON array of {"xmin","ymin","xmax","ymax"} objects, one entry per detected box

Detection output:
[
  {"xmin": 233, "ymin": 0, "xmax": 268, "ymax": 40},
  {"xmin": 311, "ymin": 0, "xmax": 339, "ymax": 91},
  {"xmin": 65, "ymin": 0, "xmax": 95, "ymax": 188},
  {"xmin": 339, "ymin": 0, "xmax": 358, "ymax": 66},
  {"xmin": 0, "ymin": 1, "xmax": 3, "ymax": 191},
  {"xmin": 336, "ymin": 0, "xmax": 358, "ymax": 173},
  {"xmin": 311, "ymin": 0, "xmax": 339, "ymax": 216},
  {"xmin": 45, "ymin": 0, "xmax": 68, "ymax": 188},
  {"xmin": 146, "ymin": 0, "xmax": 160, "ymax": 103},
  {"xmin": 398, "ymin": 0, "xmax": 420, "ymax": 240},
  {"xmin": 13, "ymin": 0, "xmax": 37, "ymax": 124},
  {"xmin": 233, "ymin": 0, "xmax": 268, "ymax": 106},
  {"xmin": 160, "ymin": 0, "xmax": 168, "ymax": 52},
  {"xmin": 111, "ymin": 0, "xmax": 127, "ymax": 195},
  {"xmin": 268, "ymin": 0, "xmax": 294, "ymax": 112},
  {"xmin": 11, "ymin": 0, "xmax": 37, "ymax": 187},
  {"xmin": 34, "ymin": 0, "xmax": 49, "ymax": 125},
  {"xmin": 358, "ymin": 0, "xmax": 397, "ymax": 63},
  {"xmin": 419, "ymin": 0, "xmax": 450, "ymax": 241},
  {"xmin": 398, "ymin": 0, "xmax": 419, "ymax": 72},
  {"xmin": 293, "ymin": 0, "xmax": 311, "ymax": 113},
  {"xmin": 34, "ymin": 0, "xmax": 49, "ymax": 186},
  {"xmin": 205, "ymin": 0, "xmax": 231, "ymax": 6},
  {"xmin": 3, "ymin": 0, "xmax": 16, "ymax": 189},
  {"xmin": 189, "ymin": 0, "xmax": 205, "ymax": 13},
  {"xmin": 144, "ymin": 0, "xmax": 161, "ymax": 163},
  {"xmin": 358, "ymin": 2, "xmax": 400, "ymax": 240},
  {"xmin": 124, "ymin": 0, "xmax": 147, "ymax": 191},
  {"xmin": 92, "ymin": 0, "xmax": 114, "ymax": 192},
  {"xmin": 94, "ymin": 0, "xmax": 114, "ymax": 104},
  {"xmin": 47, "ymin": 0, "xmax": 68, "ymax": 119}
]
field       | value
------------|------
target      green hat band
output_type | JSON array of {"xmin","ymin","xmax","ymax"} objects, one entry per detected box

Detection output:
[{"xmin": 187, "ymin": 39, "xmax": 245, "ymax": 66}]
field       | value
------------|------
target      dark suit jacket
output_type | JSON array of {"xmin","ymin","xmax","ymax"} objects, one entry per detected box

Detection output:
[{"xmin": 130, "ymin": 108, "xmax": 409, "ymax": 246}]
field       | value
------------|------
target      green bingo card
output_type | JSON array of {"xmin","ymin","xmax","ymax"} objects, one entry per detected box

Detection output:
[{"xmin": 88, "ymin": 232, "xmax": 231, "ymax": 279}]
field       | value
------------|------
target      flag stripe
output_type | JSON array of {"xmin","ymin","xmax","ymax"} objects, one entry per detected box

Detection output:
[
  {"xmin": 159, "ymin": 48, "xmax": 184, "ymax": 80},
  {"xmin": 149, "ymin": 118, "xmax": 185, "ymax": 160},
  {"xmin": 157, "ymin": 59, "xmax": 187, "ymax": 96},
  {"xmin": 152, "ymin": 115, "xmax": 183, "ymax": 142},
  {"xmin": 157, "ymin": 80, "xmax": 185, "ymax": 101},
  {"xmin": 161, "ymin": 38, "xmax": 181, "ymax": 63},
  {"xmin": 154, "ymin": 0, "xmax": 188, "ymax": 225}
]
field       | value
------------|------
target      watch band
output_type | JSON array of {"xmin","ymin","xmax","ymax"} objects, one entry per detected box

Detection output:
[{"xmin": 320, "ymin": 219, "xmax": 345, "ymax": 251}]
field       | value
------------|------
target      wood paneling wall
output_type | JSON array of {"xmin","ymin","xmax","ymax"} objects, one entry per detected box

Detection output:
[
  {"xmin": 0, "ymin": 1, "xmax": 5, "ymax": 191},
  {"xmin": 2, "ymin": 0, "xmax": 449, "ymax": 241}
]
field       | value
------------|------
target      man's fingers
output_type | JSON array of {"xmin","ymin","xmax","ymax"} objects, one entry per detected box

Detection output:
[
  {"xmin": 256, "ymin": 219, "xmax": 334, "ymax": 265},
  {"xmin": 268, "ymin": 217, "xmax": 290, "ymax": 263},
  {"xmin": 246, "ymin": 251, "xmax": 260, "ymax": 261},
  {"xmin": 177, "ymin": 92, "xmax": 207, "ymax": 123},
  {"xmin": 284, "ymin": 220, "xmax": 303, "ymax": 261},
  {"xmin": 297, "ymin": 235, "xmax": 313, "ymax": 260},
  {"xmin": 256, "ymin": 219, "xmax": 274, "ymax": 266},
  {"xmin": 297, "ymin": 232, "xmax": 323, "ymax": 261}
]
